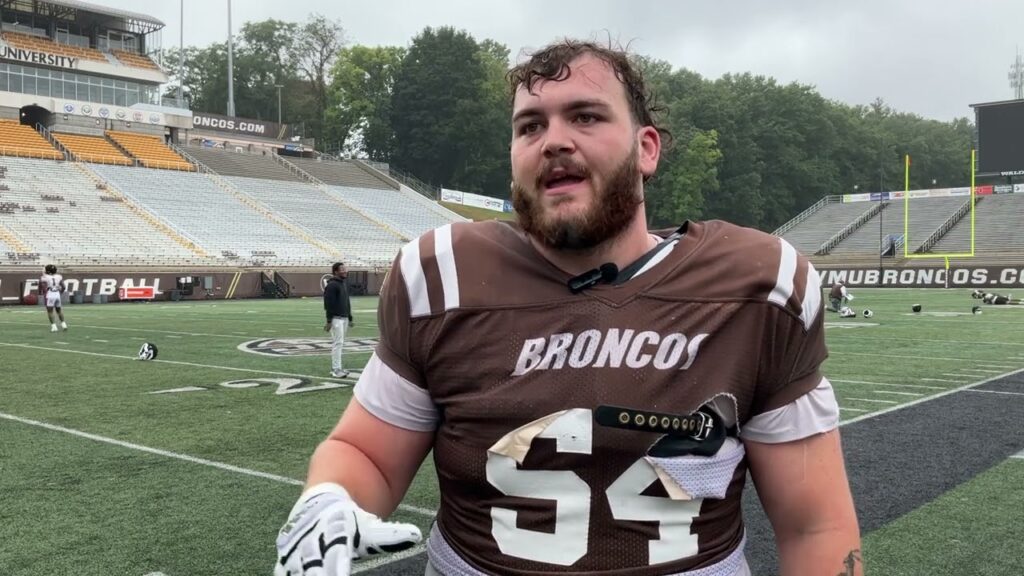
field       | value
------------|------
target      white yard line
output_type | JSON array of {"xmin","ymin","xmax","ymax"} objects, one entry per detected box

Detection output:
[
  {"xmin": 959, "ymin": 369, "xmax": 1006, "ymax": 374},
  {"xmin": 832, "ymin": 351, "xmax": 995, "ymax": 362},
  {"xmin": 845, "ymin": 398, "xmax": 899, "ymax": 404},
  {"xmin": 830, "ymin": 379, "xmax": 944, "ymax": 390},
  {"xmin": 832, "ymin": 336, "xmax": 1024, "ymax": 347},
  {"xmin": 921, "ymin": 378, "xmax": 965, "ymax": 383},
  {"xmin": 873, "ymin": 390, "xmax": 924, "ymax": 397},
  {"xmin": 0, "ymin": 342, "xmax": 359, "ymax": 382},
  {"xmin": 841, "ymin": 367, "xmax": 1024, "ymax": 427},
  {"xmin": 0, "ymin": 411, "xmax": 436, "ymax": 519},
  {"xmin": 0, "ymin": 320, "xmax": 259, "ymax": 340},
  {"xmin": 839, "ymin": 407, "xmax": 869, "ymax": 413}
]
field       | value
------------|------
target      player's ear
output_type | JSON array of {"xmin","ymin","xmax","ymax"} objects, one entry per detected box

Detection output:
[{"xmin": 637, "ymin": 125, "xmax": 660, "ymax": 180}]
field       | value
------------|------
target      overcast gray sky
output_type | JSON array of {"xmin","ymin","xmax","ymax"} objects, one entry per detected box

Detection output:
[{"xmin": 105, "ymin": 0, "xmax": 1022, "ymax": 121}]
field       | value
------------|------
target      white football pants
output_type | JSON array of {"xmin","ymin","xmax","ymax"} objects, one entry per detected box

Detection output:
[{"xmin": 330, "ymin": 318, "xmax": 348, "ymax": 372}]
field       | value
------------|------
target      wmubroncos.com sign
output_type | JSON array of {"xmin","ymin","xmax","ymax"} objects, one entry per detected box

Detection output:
[
  {"xmin": 818, "ymin": 266, "xmax": 1024, "ymax": 288},
  {"xmin": 192, "ymin": 112, "xmax": 287, "ymax": 138}
]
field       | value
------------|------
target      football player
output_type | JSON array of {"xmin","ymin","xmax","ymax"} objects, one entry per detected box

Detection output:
[
  {"xmin": 982, "ymin": 291, "xmax": 1021, "ymax": 305},
  {"xmin": 39, "ymin": 264, "xmax": 67, "ymax": 332},
  {"xmin": 276, "ymin": 40, "xmax": 861, "ymax": 576},
  {"xmin": 828, "ymin": 281, "xmax": 854, "ymax": 312}
]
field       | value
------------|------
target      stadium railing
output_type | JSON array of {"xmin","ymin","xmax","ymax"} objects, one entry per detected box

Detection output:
[
  {"xmin": 816, "ymin": 202, "xmax": 887, "ymax": 255},
  {"xmin": 771, "ymin": 195, "xmax": 837, "ymax": 237},
  {"xmin": 914, "ymin": 196, "xmax": 983, "ymax": 254}
]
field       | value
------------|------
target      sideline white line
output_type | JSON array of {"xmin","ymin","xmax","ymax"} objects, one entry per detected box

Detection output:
[
  {"xmin": 0, "ymin": 342, "xmax": 360, "ymax": 382},
  {"xmin": 0, "ymin": 411, "xmax": 436, "ymax": 519},
  {"xmin": 964, "ymin": 389, "xmax": 1024, "ymax": 397},
  {"xmin": 1011, "ymin": 450, "xmax": 1024, "ymax": 460}
]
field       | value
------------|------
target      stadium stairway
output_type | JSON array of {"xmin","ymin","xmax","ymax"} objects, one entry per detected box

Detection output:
[
  {"xmin": 72, "ymin": 162, "xmax": 210, "ymax": 258},
  {"xmin": 173, "ymin": 146, "xmax": 345, "ymax": 259},
  {"xmin": 270, "ymin": 153, "xmax": 410, "ymax": 242}
]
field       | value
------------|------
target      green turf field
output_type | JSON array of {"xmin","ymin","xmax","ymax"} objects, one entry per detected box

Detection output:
[{"xmin": 1, "ymin": 289, "xmax": 1022, "ymax": 576}]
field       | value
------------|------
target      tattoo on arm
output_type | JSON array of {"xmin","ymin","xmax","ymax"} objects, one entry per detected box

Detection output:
[{"xmin": 836, "ymin": 549, "xmax": 862, "ymax": 576}]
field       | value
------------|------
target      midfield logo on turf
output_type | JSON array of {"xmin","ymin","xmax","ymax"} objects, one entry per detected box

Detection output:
[{"xmin": 238, "ymin": 337, "xmax": 379, "ymax": 357}]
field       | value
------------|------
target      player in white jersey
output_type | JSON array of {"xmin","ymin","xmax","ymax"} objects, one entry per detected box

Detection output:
[{"xmin": 40, "ymin": 264, "xmax": 67, "ymax": 332}]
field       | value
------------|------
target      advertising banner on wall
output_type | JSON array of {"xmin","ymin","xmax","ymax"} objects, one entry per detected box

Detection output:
[
  {"xmin": 817, "ymin": 266, "xmax": 1024, "ymax": 288},
  {"xmin": 440, "ymin": 188, "xmax": 510, "ymax": 213}
]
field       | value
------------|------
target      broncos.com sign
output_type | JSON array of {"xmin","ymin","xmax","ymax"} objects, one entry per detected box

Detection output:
[
  {"xmin": 238, "ymin": 337, "xmax": 378, "ymax": 357},
  {"xmin": 818, "ymin": 266, "xmax": 1024, "ymax": 288}
]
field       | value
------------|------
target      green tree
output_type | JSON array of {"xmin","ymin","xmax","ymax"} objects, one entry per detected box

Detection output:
[
  {"xmin": 326, "ymin": 45, "xmax": 405, "ymax": 159},
  {"xmin": 390, "ymin": 27, "xmax": 509, "ymax": 194},
  {"xmin": 295, "ymin": 14, "xmax": 346, "ymax": 141}
]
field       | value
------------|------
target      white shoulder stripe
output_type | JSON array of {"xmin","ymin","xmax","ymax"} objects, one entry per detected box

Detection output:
[
  {"xmin": 434, "ymin": 224, "xmax": 460, "ymax": 312},
  {"xmin": 800, "ymin": 263, "xmax": 822, "ymax": 329},
  {"xmin": 399, "ymin": 238, "xmax": 431, "ymax": 317},
  {"xmin": 768, "ymin": 238, "xmax": 797, "ymax": 307},
  {"xmin": 354, "ymin": 354, "xmax": 438, "ymax": 432},
  {"xmin": 632, "ymin": 239, "xmax": 678, "ymax": 280}
]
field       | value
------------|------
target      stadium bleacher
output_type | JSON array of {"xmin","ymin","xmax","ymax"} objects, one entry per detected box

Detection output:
[
  {"xmin": 931, "ymin": 194, "xmax": 1024, "ymax": 254},
  {"xmin": 182, "ymin": 146, "xmax": 302, "ymax": 182},
  {"xmin": 0, "ymin": 121, "xmax": 62, "ymax": 160},
  {"xmin": 1, "ymin": 31, "xmax": 107, "ymax": 63},
  {"xmin": 0, "ymin": 156, "xmax": 198, "ymax": 265},
  {"xmin": 286, "ymin": 156, "xmax": 395, "ymax": 189},
  {"xmin": 106, "ymin": 131, "xmax": 194, "ymax": 171},
  {"xmin": 780, "ymin": 201, "xmax": 880, "ymax": 254},
  {"xmin": 86, "ymin": 163, "xmax": 331, "ymax": 265},
  {"xmin": 110, "ymin": 49, "xmax": 161, "ymax": 70},
  {"xmin": 52, "ymin": 133, "xmax": 132, "ymax": 165},
  {"xmin": 830, "ymin": 197, "xmax": 965, "ymax": 255},
  {"xmin": 325, "ymin": 185, "xmax": 459, "ymax": 240},
  {"xmin": 225, "ymin": 175, "xmax": 405, "ymax": 267}
]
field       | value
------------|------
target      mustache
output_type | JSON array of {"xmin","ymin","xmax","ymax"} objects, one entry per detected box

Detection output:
[{"xmin": 535, "ymin": 157, "xmax": 591, "ymax": 189}]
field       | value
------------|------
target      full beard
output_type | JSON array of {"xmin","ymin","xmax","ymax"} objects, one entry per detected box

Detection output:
[{"xmin": 512, "ymin": 150, "xmax": 643, "ymax": 252}]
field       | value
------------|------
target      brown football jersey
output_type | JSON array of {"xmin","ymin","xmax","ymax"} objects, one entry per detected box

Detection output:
[
  {"xmin": 830, "ymin": 283, "xmax": 844, "ymax": 300},
  {"xmin": 373, "ymin": 219, "xmax": 827, "ymax": 575}
]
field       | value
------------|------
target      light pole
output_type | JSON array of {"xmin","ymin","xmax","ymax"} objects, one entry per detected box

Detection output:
[
  {"xmin": 226, "ymin": 0, "xmax": 235, "ymax": 116},
  {"xmin": 275, "ymin": 84, "xmax": 283, "ymax": 125},
  {"xmin": 177, "ymin": 0, "xmax": 184, "ymax": 104}
]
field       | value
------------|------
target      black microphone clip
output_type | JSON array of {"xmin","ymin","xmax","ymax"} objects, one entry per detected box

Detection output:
[{"xmin": 567, "ymin": 263, "xmax": 619, "ymax": 294}]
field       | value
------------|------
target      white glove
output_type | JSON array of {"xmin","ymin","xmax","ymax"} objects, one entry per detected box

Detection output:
[{"xmin": 274, "ymin": 483, "xmax": 422, "ymax": 576}]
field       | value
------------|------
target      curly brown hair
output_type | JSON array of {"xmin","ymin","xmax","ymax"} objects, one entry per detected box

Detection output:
[{"xmin": 507, "ymin": 39, "xmax": 669, "ymax": 140}]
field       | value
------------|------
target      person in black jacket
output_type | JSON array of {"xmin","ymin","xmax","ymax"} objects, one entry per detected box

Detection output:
[{"xmin": 323, "ymin": 262, "xmax": 354, "ymax": 378}]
